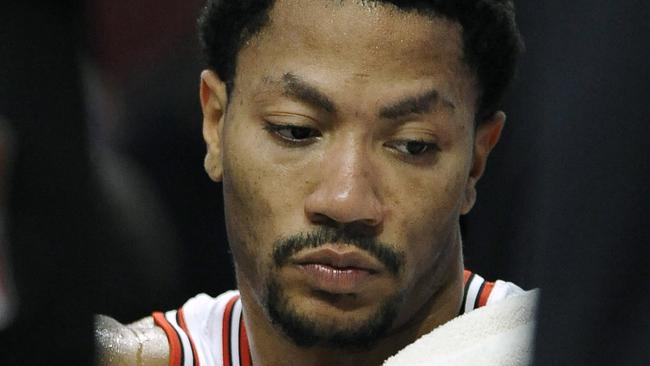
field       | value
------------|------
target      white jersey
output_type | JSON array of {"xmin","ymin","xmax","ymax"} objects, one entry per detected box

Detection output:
[{"xmin": 153, "ymin": 270, "xmax": 523, "ymax": 366}]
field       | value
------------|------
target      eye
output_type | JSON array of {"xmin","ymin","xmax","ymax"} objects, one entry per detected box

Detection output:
[
  {"xmin": 264, "ymin": 122, "xmax": 321, "ymax": 143},
  {"xmin": 390, "ymin": 140, "xmax": 439, "ymax": 156}
]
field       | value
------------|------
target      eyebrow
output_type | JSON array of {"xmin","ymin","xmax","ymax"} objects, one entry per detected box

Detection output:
[
  {"xmin": 378, "ymin": 88, "xmax": 455, "ymax": 120},
  {"xmin": 268, "ymin": 73, "xmax": 454, "ymax": 120},
  {"xmin": 280, "ymin": 73, "xmax": 336, "ymax": 113}
]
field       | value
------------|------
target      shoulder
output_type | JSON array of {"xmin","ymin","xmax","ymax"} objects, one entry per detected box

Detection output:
[
  {"xmin": 165, "ymin": 290, "xmax": 240, "ymax": 334},
  {"xmin": 94, "ymin": 291, "xmax": 240, "ymax": 366},
  {"xmin": 158, "ymin": 291, "xmax": 242, "ymax": 366},
  {"xmin": 95, "ymin": 314, "xmax": 169, "ymax": 366}
]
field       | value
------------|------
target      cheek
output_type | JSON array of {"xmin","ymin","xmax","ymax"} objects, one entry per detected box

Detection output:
[
  {"xmin": 221, "ymin": 128, "xmax": 275, "ymax": 282},
  {"xmin": 386, "ymin": 156, "xmax": 469, "ymax": 272},
  {"xmin": 390, "ymin": 160, "xmax": 468, "ymax": 231},
  {"xmin": 221, "ymin": 122, "xmax": 310, "ymax": 283}
]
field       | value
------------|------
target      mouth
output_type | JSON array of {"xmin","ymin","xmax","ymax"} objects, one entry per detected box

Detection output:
[{"xmin": 288, "ymin": 246, "xmax": 385, "ymax": 294}]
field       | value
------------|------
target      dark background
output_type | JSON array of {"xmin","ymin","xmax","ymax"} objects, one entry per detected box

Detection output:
[{"xmin": 0, "ymin": 1, "xmax": 647, "ymax": 364}]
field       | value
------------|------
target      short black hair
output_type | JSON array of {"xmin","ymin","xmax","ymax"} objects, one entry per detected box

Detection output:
[{"xmin": 198, "ymin": 0, "xmax": 523, "ymax": 123}]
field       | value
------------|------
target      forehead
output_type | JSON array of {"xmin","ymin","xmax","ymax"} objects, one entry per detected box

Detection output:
[
  {"xmin": 233, "ymin": 0, "xmax": 475, "ymax": 113},
  {"xmin": 270, "ymin": 1, "xmax": 457, "ymax": 49}
]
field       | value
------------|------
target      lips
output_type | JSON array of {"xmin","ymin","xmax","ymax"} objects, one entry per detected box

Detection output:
[
  {"xmin": 291, "ymin": 245, "xmax": 384, "ymax": 272},
  {"xmin": 288, "ymin": 245, "xmax": 385, "ymax": 293}
]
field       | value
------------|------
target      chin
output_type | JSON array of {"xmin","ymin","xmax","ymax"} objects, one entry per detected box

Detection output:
[{"xmin": 264, "ymin": 278, "xmax": 404, "ymax": 349}]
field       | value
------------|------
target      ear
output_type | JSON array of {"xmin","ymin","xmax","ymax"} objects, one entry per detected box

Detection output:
[
  {"xmin": 460, "ymin": 111, "xmax": 506, "ymax": 215},
  {"xmin": 200, "ymin": 70, "xmax": 228, "ymax": 182}
]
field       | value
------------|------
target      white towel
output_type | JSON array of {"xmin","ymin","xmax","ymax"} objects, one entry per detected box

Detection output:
[{"xmin": 384, "ymin": 290, "xmax": 538, "ymax": 366}]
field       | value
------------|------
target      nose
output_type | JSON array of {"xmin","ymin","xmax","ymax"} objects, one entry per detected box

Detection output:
[{"xmin": 304, "ymin": 141, "xmax": 384, "ymax": 229}]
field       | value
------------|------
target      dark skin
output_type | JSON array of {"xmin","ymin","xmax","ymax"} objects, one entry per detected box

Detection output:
[{"xmin": 96, "ymin": 1, "xmax": 505, "ymax": 365}]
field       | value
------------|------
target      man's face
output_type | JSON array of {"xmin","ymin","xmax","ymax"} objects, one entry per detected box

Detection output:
[{"xmin": 202, "ymin": 0, "xmax": 503, "ymax": 348}]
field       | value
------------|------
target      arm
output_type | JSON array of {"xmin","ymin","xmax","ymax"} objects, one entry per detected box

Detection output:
[{"xmin": 95, "ymin": 315, "xmax": 169, "ymax": 366}]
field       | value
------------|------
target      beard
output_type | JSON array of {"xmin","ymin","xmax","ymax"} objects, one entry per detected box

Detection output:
[
  {"xmin": 263, "ymin": 227, "xmax": 406, "ymax": 349},
  {"xmin": 265, "ymin": 278, "xmax": 404, "ymax": 349}
]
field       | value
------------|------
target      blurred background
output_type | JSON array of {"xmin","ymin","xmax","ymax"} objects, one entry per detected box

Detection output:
[{"xmin": 0, "ymin": 0, "xmax": 647, "ymax": 365}]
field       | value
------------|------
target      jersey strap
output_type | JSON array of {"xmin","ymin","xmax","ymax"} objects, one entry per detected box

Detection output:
[
  {"xmin": 460, "ymin": 269, "xmax": 496, "ymax": 315},
  {"xmin": 178, "ymin": 308, "xmax": 201, "ymax": 366},
  {"xmin": 153, "ymin": 309, "xmax": 199, "ymax": 366},
  {"xmin": 221, "ymin": 295, "xmax": 253, "ymax": 366}
]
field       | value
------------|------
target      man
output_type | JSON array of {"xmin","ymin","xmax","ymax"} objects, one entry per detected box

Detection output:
[{"xmin": 97, "ymin": 0, "xmax": 534, "ymax": 365}]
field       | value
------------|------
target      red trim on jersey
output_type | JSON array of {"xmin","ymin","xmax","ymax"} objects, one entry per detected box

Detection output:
[
  {"xmin": 222, "ymin": 295, "xmax": 239, "ymax": 366},
  {"xmin": 239, "ymin": 314, "xmax": 253, "ymax": 366},
  {"xmin": 153, "ymin": 311, "xmax": 182, "ymax": 366},
  {"xmin": 478, "ymin": 281, "xmax": 496, "ymax": 308},
  {"xmin": 178, "ymin": 307, "xmax": 201, "ymax": 366},
  {"xmin": 463, "ymin": 269, "xmax": 472, "ymax": 286}
]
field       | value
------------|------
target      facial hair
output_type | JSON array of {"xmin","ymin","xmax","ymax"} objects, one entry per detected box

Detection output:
[{"xmin": 264, "ymin": 226, "xmax": 406, "ymax": 349}]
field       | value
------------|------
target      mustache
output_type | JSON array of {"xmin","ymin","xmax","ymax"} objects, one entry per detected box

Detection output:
[{"xmin": 272, "ymin": 227, "xmax": 404, "ymax": 275}]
